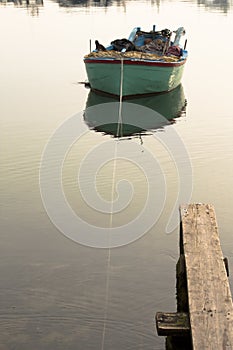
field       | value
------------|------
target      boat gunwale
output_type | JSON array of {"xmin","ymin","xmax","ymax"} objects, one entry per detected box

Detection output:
[{"xmin": 84, "ymin": 57, "xmax": 187, "ymax": 68}]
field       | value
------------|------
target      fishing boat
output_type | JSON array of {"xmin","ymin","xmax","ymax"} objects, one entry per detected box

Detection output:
[
  {"xmin": 84, "ymin": 25, "xmax": 188, "ymax": 98},
  {"xmin": 84, "ymin": 84, "xmax": 187, "ymax": 137}
]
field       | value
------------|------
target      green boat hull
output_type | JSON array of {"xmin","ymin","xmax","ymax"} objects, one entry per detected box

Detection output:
[{"xmin": 84, "ymin": 59, "xmax": 186, "ymax": 97}]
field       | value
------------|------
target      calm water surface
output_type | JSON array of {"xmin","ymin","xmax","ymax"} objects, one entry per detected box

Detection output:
[{"xmin": 1, "ymin": 0, "xmax": 233, "ymax": 349}]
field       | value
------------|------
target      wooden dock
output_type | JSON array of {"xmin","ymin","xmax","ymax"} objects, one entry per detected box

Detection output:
[{"xmin": 156, "ymin": 203, "xmax": 233, "ymax": 349}]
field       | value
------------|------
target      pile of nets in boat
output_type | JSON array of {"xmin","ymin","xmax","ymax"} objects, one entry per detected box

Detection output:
[{"xmin": 84, "ymin": 50, "xmax": 180, "ymax": 62}]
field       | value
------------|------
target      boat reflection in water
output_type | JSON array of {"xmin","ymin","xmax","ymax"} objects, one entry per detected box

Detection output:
[{"xmin": 84, "ymin": 84, "xmax": 187, "ymax": 139}]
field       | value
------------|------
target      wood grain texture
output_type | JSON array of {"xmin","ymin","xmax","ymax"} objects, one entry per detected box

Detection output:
[{"xmin": 180, "ymin": 203, "xmax": 233, "ymax": 350}]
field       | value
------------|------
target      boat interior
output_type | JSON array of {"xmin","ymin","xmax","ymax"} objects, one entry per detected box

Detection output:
[{"xmin": 85, "ymin": 26, "xmax": 187, "ymax": 62}]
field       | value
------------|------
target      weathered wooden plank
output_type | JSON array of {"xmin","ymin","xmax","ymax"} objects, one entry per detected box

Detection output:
[
  {"xmin": 180, "ymin": 203, "xmax": 233, "ymax": 350},
  {"xmin": 156, "ymin": 312, "xmax": 190, "ymax": 336}
]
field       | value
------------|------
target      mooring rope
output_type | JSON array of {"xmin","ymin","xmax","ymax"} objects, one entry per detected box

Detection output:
[
  {"xmin": 116, "ymin": 57, "xmax": 124, "ymax": 138},
  {"xmin": 101, "ymin": 57, "xmax": 124, "ymax": 350}
]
